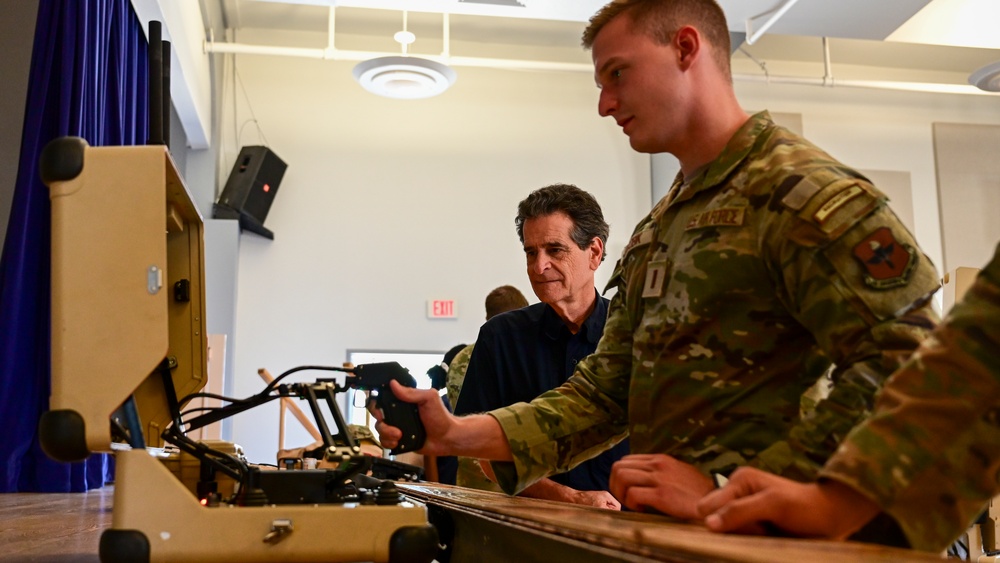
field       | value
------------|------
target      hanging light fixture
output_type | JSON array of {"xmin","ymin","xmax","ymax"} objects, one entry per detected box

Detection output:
[
  {"xmin": 969, "ymin": 61, "xmax": 1000, "ymax": 92},
  {"xmin": 352, "ymin": 11, "xmax": 456, "ymax": 100}
]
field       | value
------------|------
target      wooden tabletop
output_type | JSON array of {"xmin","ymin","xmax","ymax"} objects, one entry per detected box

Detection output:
[
  {"xmin": 0, "ymin": 482, "xmax": 946, "ymax": 562},
  {"xmin": 398, "ymin": 482, "xmax": 944, "ymax": 563},
  {"xmin": 0, "ymin": 487, "xmax": 111, "ymax": 562}
]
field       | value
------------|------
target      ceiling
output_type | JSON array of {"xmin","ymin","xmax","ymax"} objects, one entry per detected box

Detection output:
[
  {"xmin": 229, "ymin": 0, "xmax": 930, "ymax": 38},
  {"xmin": 208, "ymin": 0, "xmax": 1000, "ymax": 91}
]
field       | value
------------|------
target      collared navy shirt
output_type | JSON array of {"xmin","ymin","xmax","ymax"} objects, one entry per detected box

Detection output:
[{"xmin": 454, "ymin": 290, "xmax": 630, "ymax": 492}]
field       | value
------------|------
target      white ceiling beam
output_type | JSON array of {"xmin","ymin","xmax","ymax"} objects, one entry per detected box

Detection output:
[{"xmin": 745, "ymin": 0, "xmax": 800, "ymax": 45}]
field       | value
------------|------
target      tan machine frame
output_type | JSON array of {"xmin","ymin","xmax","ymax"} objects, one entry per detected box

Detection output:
[{"xmin": 42, "ymin": 140, "xmax": 431, "ymax": 563}]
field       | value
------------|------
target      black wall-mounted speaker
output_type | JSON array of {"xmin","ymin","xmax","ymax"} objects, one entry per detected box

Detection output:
[{"xmin": 213, "ymin": 146, "xmax": 287, "ymax": 239}]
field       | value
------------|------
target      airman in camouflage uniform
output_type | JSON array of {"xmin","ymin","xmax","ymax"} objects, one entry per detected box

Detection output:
[
  {"xmin": 445, "ymin": 343, "xmax": 475, "ymax": 409},
  {"xmin": 698, "ymin": 242, "xmax": 1000, "ymax": 552},
  {"xmin": 819, "ymin": 242, "xmax": 1000, "ymax": 551},
  {"xmin": 489, "ymin": 111, "xmax": 940, "ymax": 497}
]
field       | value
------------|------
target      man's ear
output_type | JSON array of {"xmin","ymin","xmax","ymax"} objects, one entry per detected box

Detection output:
[
  {"xmin": 589, "ymin": 237, "xmax": 605, "ymax": 270},
  {"xmin": 674, "ymin": 25, "xmax": 701, "ymax": 70}
]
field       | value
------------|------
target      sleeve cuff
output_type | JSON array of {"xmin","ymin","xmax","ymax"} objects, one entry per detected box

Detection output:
[{"xmin": 488, "ymin": 406, "xmax": 560, "ymax": 495}]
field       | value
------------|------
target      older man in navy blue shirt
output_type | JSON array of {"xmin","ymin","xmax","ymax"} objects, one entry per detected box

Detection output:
[{"xmin": 454, "ymin": 184, "xmax": 629, "ymax": 509}]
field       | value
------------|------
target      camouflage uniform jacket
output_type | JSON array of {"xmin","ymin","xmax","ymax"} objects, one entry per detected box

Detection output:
[
  {"xmin": 446, "ymin": 343, "xmax": 476, "ymax": 409},
  {"xmin": 489, "ymin": 111, "xmax": 940, "ymax": 494},
  {"xmin": 821, "ymin": 242, "xmax": 1000, "ymax": 552}
]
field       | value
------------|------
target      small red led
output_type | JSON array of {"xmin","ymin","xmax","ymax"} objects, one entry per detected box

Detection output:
[{"xmin": 263, "ymin": 184, "xmax": 270, "ymax": 193}]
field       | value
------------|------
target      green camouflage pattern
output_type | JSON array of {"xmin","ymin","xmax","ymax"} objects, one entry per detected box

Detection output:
[
  {"xmin": 446, "ymin": 343, "xmax": 504, "ymax": 490},
  {"xmin": 446, "ymin": 343, "xmax": 475, "ymax": 409},
  {"xmin": 489, "ymin": 112, "xmax": 940, "ymax": 495},
  {"xmin": 821, "ymin": 242, "xmax": 1000, "ymax": 552},
  {"xmin": 455, "ymin": 456, "xmax": 504, "ymax": 492}
]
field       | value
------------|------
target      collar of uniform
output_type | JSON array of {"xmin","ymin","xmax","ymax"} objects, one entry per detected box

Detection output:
[
  {"xmin": 658, "ymin": 112, "xmax": 772, "ymax": 211},
  {"xmin": 702, "ymin": 111, "xmax": 773, "ymax": 188},
  {"xmin": 541, "ymin": 288, "xmax": 606, "ymax": 344}
]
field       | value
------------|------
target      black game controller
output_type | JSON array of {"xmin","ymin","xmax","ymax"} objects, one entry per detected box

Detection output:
[{"xmin": 349, "ymin": 362, "xmax": 427, "ymax": 454}]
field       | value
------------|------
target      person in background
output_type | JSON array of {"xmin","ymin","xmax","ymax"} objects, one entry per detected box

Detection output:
[
  {"xmin": 446, "ymin": 285, "xmax": 530, "ymax": 409},
  {"xmin": 375, "ymin": 0, "xmax": 938, "ymax": 544},
  {"xmin": 698, "ymin": 242, "xmax": 1000, "ymax": 552},
  {"xmin": 453, "ymin": 184, "xmax": 629, "ymax": 509},
  {"xmin": 423, "ymin": 343, "xmax": 467, "ymax": 484},
  {"xmin": 446, "ymin": 285, "xmax": 529, "ymax": 491}
]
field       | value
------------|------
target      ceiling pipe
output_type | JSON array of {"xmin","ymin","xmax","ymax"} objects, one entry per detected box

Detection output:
[
  {"xmin": 746, "ymin": 0, "xmax": 801, "ymax": 46},
  {"xmin": 442, "ymin": 12, "xmax": 450, "ymax": 58},
  {"xmin": 327, "ymin": 5, "xmax": 335, "ymax": 51},
  {"xmin": 734, "ymin": 73, "xmax": 995, "ymax": 96},
  {"xmin": 202, "ymin": 39, "xmax": 997, "ymax": 95},
  {"xmin": 822, "ymin": 37, "xmax": 833, "ymax": 86},
  {"xmin": 204, "ymin": 39, "xmax": 593, "ymax": 72}
]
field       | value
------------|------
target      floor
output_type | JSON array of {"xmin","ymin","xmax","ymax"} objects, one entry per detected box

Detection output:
[{"xmin": 0, "ymin": 487, "xmax": 111, "ymax": 562}]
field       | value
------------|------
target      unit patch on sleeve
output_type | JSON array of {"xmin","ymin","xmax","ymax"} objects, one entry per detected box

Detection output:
[{"xmin": 852, "ymin": 227, "xmax": 918, "ymax": 289}]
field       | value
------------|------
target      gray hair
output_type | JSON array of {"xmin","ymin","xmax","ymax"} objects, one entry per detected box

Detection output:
[{"xmin": 515, "ymin": 184, "xmax": 610, "ymax": 262}]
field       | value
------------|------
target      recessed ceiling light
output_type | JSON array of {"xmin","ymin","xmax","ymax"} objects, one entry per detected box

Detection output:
[
  {"xmin": 352, "ymin": 56, "xmax": 457, "ymax": 100},
  {"xmin": 969, "ymin": 61, "xmax": 1000, "ymax": 92}
]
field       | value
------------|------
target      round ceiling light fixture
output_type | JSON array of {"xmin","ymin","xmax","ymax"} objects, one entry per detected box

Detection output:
[
  {"xmin": 969, "ymin": 61, "xmax": 1000, "ymax": 92},
  {"xmin": 352, "ymin": 56, "xmax": 456, "ymax": 100}
]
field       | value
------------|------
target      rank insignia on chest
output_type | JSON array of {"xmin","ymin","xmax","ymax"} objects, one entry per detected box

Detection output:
[
  {"xmin": 685, "ymin": 207, "xmax": 745, "ymax": 231},
  {"xmin": 852, "ymin": 227, "xmax": 918, "ymax": 289},
  {"xmin": 642, "ymin": 259, "xmax": 669, "ymax": 298}
]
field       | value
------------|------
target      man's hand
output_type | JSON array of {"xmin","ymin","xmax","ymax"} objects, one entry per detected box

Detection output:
[
  {"xmin": 697, "ymin": 466, "xmax": 880, "ymax": 539},
  {"xmin": 371, "ymin": 380, "xmax": 454, "ymax": 455},
  {"xmin": 372, "ymin": 380, "xmax": 514, "ymax": 460},
  {"xmin": 515, "ymin": 475, "xmax": 622, "ymax": 510},
  {"xmin": 573, "ymin": 489, "xmax": 622, "ymax": 510},
  {"xmin": 609, "ymin": 454, "xmax": 714, "ymax": 519}
]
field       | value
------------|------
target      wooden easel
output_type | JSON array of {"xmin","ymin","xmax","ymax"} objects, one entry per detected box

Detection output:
[{"xmin": 257, "ymin": 367, "xmax": 323, "ymax": 452}]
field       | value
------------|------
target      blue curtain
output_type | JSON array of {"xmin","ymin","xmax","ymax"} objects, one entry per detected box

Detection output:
[{"xmin": 0, "ymin": 0, "xmax": 149, "ymax": 492}]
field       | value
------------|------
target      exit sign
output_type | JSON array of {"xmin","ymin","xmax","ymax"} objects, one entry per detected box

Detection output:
[{"xmin": 427, "ymin": 299, "xmax": 457, "ymax": 319}]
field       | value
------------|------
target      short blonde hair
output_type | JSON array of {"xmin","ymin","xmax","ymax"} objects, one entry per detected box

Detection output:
[
  {"xmin": 582, "ymin": 0, "xmax": 732, "ymax": 78},
  {"xmin": 485, "ymin": 285, "xmax": 529, "ymax": 320}
]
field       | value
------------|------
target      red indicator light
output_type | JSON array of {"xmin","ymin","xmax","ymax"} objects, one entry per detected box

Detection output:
[
  {"xmin": 200, "ymin": 498, "xmax": 208, "ymax": 506},
  {"xmin": 263, "ymin": 184, "xmax": 270, "ymax": 193}
]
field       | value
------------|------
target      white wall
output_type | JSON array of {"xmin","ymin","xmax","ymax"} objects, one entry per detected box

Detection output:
[{"xmin": 223, "ymin": 30, "xmax": 649, "ymax": 462}]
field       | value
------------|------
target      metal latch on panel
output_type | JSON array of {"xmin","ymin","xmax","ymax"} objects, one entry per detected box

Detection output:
[
  {"xmin": 262, "ymin": 519, "xmax": 293, "ymax": 544},
  {"xmin": 147, "ymin": 265, "xmax": 163, "ymax": 294}
]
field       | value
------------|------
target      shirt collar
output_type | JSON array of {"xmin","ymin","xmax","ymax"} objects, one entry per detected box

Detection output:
[{"xmin": 541, "ymin": 288, "xmax": 606, "ymax": 344}]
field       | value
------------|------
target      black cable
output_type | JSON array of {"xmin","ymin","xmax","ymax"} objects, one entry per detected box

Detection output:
[
  {"xmin": 162, "ymin": 425, "xmax": 247, "ymax": 484},
  {"xmin": 164, "ymin": 365, "xmax": 363, "ymax": 503},
  {"xmin": 181, "ymin": 391, "xmax": 249, "ymax": 404},
  {"xmin": 263, "ymin": 365, "xmax": 351, "ymax": 394},
  {"xmin": 177, "ymin": 393, "xmax": 283, "ymax": 432},
  {"xmin": 177, "ymin": 405, "xmax": 226, "ymax": 419}
]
